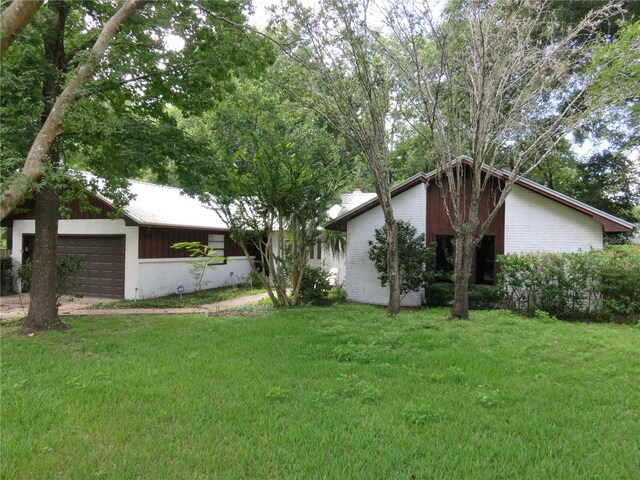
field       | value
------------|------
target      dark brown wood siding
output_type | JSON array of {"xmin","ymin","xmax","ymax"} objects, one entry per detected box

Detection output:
[
  {"xmin": 2, "ymin": 194, "xmax": 137, "ymax": 226},
  {"xmin": 138, "ymin": 226, "xmax": 247, "ymax": 259},
  {"xmin": 426, "ymin": 173, "xmax": 505, "ymax": 284}
]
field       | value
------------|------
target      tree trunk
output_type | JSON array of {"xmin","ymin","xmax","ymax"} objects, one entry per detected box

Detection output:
[
  {"xmin": 386, "ymin": 218, "xmax": 401, "ymax": 315},
  {"xmin": 376, "ymin": 182, "xmax": 401, "ymax": 315},
  {"xmin": 19, "ymin": 0, "xmax": 67, "ymax": 334},
  {"xmin": 20, "ymin": 186, "xmax": 66, "ymax": 334},
  {"xmin": 0, "ymin": 0, "xmax": 43, "ymax": 59},
  {"xmin": 451, "ymin": 232, "xmax": 475, "ymax": 319}
]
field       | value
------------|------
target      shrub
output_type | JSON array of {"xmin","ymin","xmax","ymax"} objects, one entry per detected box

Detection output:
[
  {"xmin": 1, "ymin": 256, "xmax": 13, "ymax": 275},
  {"xmin": 16, "ymin": 260, "xmax": 32, "ymax": 292},
  {"xmin": 368, "ymin": 220, "xmax": 439, "ymax": 298},
  {"xmin": 17, "ymin": 256, "xmax": 85, "ymax": 303},
  {"xmin": 468, "ymin": 285, "xmax": 501, "ymax": 310},
  {"xmin": 498, "ymin": 245, "xmax": 640, "ymax": 322},
  {"xmin": 598, "ymin": 245, "xmax": 640, "ymax": 320},
  {"xmin": 425, "ymin": 283, "xmax": 453, "ymax": 307},
  {"xmin": 330, "ymin": 285, "xmax": 347, "ymax": 303},
  {"xmin": 299, "ymin": 265, "xmax": 331, "ymax": 305},
  {"xmin": 426, "ymin": 282, "xmax": 500, "ymax": 310}
]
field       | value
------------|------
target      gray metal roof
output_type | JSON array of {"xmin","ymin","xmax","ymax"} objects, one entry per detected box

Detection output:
[{"xmin": 98, "ymin": 179, "xmax": 228, "ymax": 230}]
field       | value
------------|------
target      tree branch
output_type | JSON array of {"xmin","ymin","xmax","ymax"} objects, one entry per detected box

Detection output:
[
  {"xmin": 0, "ymin": 0, "xmax": 43, "ymax": 58},
  {"xmin": 0, "ymin": 0, "xmax": 152, "ymax": 219}
]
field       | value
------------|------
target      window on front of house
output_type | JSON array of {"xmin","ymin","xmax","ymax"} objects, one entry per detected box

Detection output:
[
  {"xmin": 435, "ymin": 235, "xmax": 455, "ymax": 281},
  {"xmin": 207, "ymin": 233, "xmax": 227, "ymax": 264},
  {"xmin": 309, "ymin": 241, "xmax": 322, "ymax": 260},
  {"xmin": 475, "ymin": 235, "xmax": 496, "ymax": 285}
]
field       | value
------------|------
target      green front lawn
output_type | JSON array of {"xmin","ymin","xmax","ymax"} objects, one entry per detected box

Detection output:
[
  {"xmin": 2, "ymin": 306, "xmax": 639, "ymax": 479},
  {"xmin": 93, "ymin": 283, "xmax": 265, "ymax": 309}
]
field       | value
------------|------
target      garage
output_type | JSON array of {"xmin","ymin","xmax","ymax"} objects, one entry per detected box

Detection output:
[
  {"xmin": 57, "ymin": 236, "xmax": 125, "ymax": 299},
  {"xmin": 23, "ymin": 235, "xmax": 125, "ymax": 299}
]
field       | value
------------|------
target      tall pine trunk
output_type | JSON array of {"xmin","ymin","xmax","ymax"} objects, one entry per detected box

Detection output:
[{"xmin": 20, "ymin": 186, "xmax": 66, "ymax": 334}]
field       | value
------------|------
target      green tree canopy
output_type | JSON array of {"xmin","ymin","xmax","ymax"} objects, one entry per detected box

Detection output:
[{"xmin": 178, "ymin": 76, "xmax": 345, "ymax": 306}]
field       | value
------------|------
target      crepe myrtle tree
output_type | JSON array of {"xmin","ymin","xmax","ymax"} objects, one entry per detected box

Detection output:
[
  {"xmin": 385, "ymin": 0, "xmax": 622, "ymax": 318},
  {"xmin": 271, "ymin": 0, "xmax": 403, "ymax": 315},
  {"xmin": 177, "ymin": 78, "xmax": 344, "ymax": 307}
]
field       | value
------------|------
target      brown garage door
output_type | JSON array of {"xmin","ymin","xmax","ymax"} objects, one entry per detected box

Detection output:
[{"xmin": 57, "ymin": 236, "xmax": 125, "ymax": 299}]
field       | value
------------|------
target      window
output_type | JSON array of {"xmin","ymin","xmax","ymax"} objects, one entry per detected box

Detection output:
[
  {"xmin": 435, "ymin": 234, "xmax": 496, "ymax": 285},
  {"xmin": 309, "ymin": 241, "xmax": 322, "ymax": 260},
  {"xmin": 207, "ymin": 234, "xmax": 226, "ymax": 264},
  {"xmin": 475, "ymin": 236, "xmax": 496, "ymax": 285},
  {"xmin": 435, "ymin": 235, "xmax": 454, "ymax": 281}
]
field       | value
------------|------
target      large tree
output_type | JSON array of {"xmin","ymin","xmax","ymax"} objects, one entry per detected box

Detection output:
[
  {"xmin": 386, "ymin": 0, "xmax": 621, "ymax": 318},
  {"xmin": 1, "ymin": 0, "xmax": 270, "ymax": 333},
  {"xmin": 274, "ymin": 0, "xmax": 403, "ymax": 314},
  {"xmin": 178, "ymin": 76, "xmax": 344, "ymax": 307}
]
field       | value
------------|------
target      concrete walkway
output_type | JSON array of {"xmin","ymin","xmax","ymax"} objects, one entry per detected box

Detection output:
[{"xmin": 0, "ymin": 292, "xmax": 270, "ymax": 321}]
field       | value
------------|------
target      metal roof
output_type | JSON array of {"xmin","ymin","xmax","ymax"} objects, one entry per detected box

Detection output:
[
  {"xmin": 98, "ymin": 179, "xmax": 228, "ymax": 230},
  {"xmin": 98, "ymin": 179, "xmax": 377, "ymax": 231}
]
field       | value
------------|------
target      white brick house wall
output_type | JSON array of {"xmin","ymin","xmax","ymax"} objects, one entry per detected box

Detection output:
[
  {"xmin": 504, "ymin": 185, "xmax": 603, "ymax": 254},
  {"xmin": 345, "ymin": 183, "xmax": 427, "ymax": 307},
  {"xmin": 137, "ymin": 257, "xmax": 251, "ymax": 299}
]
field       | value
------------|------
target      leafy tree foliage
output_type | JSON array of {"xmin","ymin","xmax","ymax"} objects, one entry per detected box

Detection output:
[
  {"xmin": 1, "ymin": 0, "xmax": 271, "ymax": 332},
  {"xmin": 584, "ymin": 19, "xmax": 640, "ymax": 153},
  {"xmin": 368, "ymin": 221, "xmax": 437, "ymax": 299},
  {"xmin": 178, "ymin": 77, "xmax": 344, "ymax": 307},
  {"xmin": 572, "ymin": 152, "xmax": 640, "ymax": 223}
]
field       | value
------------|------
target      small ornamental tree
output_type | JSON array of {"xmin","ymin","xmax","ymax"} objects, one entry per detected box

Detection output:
[
  {"xmin": 171, "ymin": 241, "xmax": 225, "ymax": 292},
  {"xmin": 368, "ymin": 220, "xmax": 437, "ymax": 299}
]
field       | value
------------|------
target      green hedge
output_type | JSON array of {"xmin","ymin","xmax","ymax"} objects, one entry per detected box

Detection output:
[
  {"xmin": 497, "ymin": 245, "xmax": 640, "ymax": 322},
  {"xmin": 426, "ymin": 283, "xmax": 501, "ymax": 310}
]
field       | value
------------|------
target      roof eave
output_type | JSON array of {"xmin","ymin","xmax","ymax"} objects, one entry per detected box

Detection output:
[{"xmin": 325, "ymin": 161, "xmax": 635, "ymax": 233}]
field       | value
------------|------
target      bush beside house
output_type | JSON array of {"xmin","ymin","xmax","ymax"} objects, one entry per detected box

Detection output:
[{"xmin": 498, "ymin": 245, "xmax": 640, "ymax": 322}]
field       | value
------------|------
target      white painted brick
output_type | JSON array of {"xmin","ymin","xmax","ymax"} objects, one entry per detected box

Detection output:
[
  {"xmin": 136, "ymin": 257, "xmax": 252, "ymax": 298},
  {"xmin": 504, "ymin": 185, "xmax": 603, "ymax": 254},
  {"xmin": 345, "ymin": 184, "xmax": 427, "ymax": 307}
]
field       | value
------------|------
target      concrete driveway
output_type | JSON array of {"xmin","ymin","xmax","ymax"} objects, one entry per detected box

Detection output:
[
  {"xmin": 0, "ymin": 294, "xmax": 115, "ymax": 321},
  {"xmin": 0, "ymin": 292, "xmax": 270, "ymax": 321}
]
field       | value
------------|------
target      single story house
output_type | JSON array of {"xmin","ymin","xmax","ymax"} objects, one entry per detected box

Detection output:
[
  {"xmin": 3, "ymin": 179, "xmax": 253, "ymax": 299},
  {"xmin": 325, "ymin": 164, "xmax": 635, "ymax": 307}
]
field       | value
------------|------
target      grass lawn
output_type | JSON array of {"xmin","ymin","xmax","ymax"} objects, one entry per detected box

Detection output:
[
  {"xmin": 2, "ymin": 305, "xmax": 639, "ymax": 479},
  {"xmin": 93, "ymin": 284, "xmax": 265, "ymax": 309}
]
